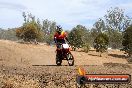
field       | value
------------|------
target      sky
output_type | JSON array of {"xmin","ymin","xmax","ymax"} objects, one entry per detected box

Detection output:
[{"xmin": 0, "ymin": 0, "xmax": 132, "ymax": 30}]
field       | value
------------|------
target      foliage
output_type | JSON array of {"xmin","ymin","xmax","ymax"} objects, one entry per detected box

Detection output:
[
  {"xmin": 90, "ymin": 28, "xmax": 101, "ymax": 46},
  {"xmin": 93, "ymin": 18, "xmax": 106, "ymax": 33},
  {"xmin": 16, "ymin": 13, "xmax": 43, "ymax": 42},
  {"xmin": 1, "ymin": 7, "xmax": 132, "ymax": 49},
  {"xmin": 0, "ymin": 29, "xmax": 18, "ymax": 41},
  {"xmin": 94, "ymin": 33, "xmax": 109, "ymax": 56},
  {"xmin": 92, "ymin": 7, "xmax": 132, "ymax": 49},
  {"xmin": 82, "ymin": 43, "xmax": 91, "ymax": 53},
  {"xmin": 122, "ymin": 25, "xmax": 132, "ymax": 57},
  {"xmin": 105, "ymin": 7, "xmax": 132, "ymax": 31},
  {"xmin": 105, "ymin": 30, "xmax": 123, "ymax": 49},
  {"xmin": 91, "ymin": 18, "xmax": 107, "ymax": 48},
  {"xmin": 16, "ymin": 12, "xmax": 57, "ymax": 44},
  {"xmin": 42, "ymin": 19, "xmax": 57, "ymax": 44},
  {"xmin": 68, "ymin": 25, "xmax": 87, "ymax": 50}
]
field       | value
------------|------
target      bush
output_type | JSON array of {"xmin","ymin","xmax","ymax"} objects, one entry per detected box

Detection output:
[
  {"xmin": 0, "ymin": 29, "xmax": 18, "ymax": 41},
  {"xmin": 16, "ymin": 12, "xmax": 43, "ymax": 43},
  {"xmin": 16, "ymin": 21, "xmax": 43, "ymax": 42},
  {"xmin": 122, "ymin": 25, "xmax": 132, "ymax": 57},
  {"xmin": 82, "ymin": 43, "xmax": 91, "ymax": 53},
  {"xmin": 94, "ymin": 33, "xmax": 109, "ymax": 57}
]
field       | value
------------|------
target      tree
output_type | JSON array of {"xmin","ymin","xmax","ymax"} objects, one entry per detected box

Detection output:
[
  {"xmin": 91, "ymin": 18, "xmax": 106, "ymax": 47},
  {"xmin": 94, "ymin": 33, "xmax": 109, "ymax": 57},
  {"xmin": 106, "ymin": 30, "xmax": 123, "ymax": 49},
  {"xmin": 16, "ymin": 13, "xmax": 43, "ymax": 42},
  {"xmin": 0, "ymin": 28, "xmax": 18, "ymax": 41},
  {"xmin": 82, "ymin": 29, "xmax": 91, "ymax": 53},
  {"xmin": 93, "ymin": 7, "xmax": 132, "ymax": 49},
  {"xmin": 105, "ymin": 7, "xmax": 132, "ymax": 31},
  {"xmin": 93, "ymin": 18, "xmax": 106, "ymax": 33},
  {"xmin": 122, "ymin": 25, "xmax": 132, "ymax": 57},
  {"xmin": 90, "ymin": 28, "xmax": 100, "ymax": 43},
  {"xmin": 68, "ymin": 25, "xmax": 87, "ymax": 51},
  {"xmin": 42, "ymin": 19, "xmax": 57, "ymax": 44}
]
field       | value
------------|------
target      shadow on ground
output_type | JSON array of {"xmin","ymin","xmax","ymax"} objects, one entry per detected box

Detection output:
[
  {"xmin": 108, "ymin": 54, "xmax": 126, "ymax": 58},
  {"xmin": 32, "ymin": 65, "xmax": 74, "ymax": 66},
  {"xmin": 88, "ymin": 53, "xmax": 100, "ymax": 57},
  {"xmin": 103, "ymin": 63, "xmax": 131, "ymax": 68}
]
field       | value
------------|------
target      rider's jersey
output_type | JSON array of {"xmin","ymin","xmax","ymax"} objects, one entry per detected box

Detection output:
[{"xmin": 54, "ymin": 31, "xmax": 67, "ymax": 40}]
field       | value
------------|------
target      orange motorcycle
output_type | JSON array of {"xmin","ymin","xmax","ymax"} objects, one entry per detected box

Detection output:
[{"xmin": 56, "ymin": 43, "xmax": 74, "ymax": 66}]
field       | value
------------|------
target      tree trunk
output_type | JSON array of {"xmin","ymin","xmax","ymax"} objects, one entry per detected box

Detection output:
[{"xmin": 100, "ymin": 52, "xmax": 102, "ymax": 57}]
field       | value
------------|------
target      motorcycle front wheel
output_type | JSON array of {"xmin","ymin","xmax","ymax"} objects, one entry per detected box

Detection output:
[{"xmin": 67, "ymin": 53, "xmax": 74, "ymax": 66}]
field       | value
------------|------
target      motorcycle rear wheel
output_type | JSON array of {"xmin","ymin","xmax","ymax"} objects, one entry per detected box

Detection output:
[{"xmin": 56, "ymin": 54, "xmax": 62, "ymax": 66}]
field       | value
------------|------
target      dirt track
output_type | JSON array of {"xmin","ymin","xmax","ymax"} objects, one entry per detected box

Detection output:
[
  {"xmin": 0, "ymin": 40, "xmax": 132, "ymax": 88},
  {"xmin": 0, "ymin": 40, "xmax": 128, "ymax": 66}
]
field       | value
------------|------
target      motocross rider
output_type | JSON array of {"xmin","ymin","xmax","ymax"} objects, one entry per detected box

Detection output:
[{"xmin": 54, "ymin": 25, "xmax": 69, "ymax": 44}]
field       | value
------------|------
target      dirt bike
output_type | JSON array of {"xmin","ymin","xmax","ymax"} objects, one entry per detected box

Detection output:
[{"xmin": 56, "ymin": 43, "xmax": 74, "ymax": 66}]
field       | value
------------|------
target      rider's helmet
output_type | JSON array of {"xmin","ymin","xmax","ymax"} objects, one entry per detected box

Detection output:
[{"xmin": 56, "ymin": 25, "xmax": 62, "ymax": 34}]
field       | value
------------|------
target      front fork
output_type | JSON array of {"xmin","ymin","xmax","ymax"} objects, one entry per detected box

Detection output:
[{"xmin": 66, "ymin": 53, "xmax": 72, "ymax": 60}]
